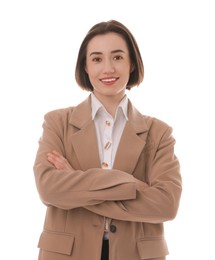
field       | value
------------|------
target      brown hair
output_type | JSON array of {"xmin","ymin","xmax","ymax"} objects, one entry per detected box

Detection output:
[{"xmin": 75, "ymin": 20, "xmax": 144, "ymax": 91}]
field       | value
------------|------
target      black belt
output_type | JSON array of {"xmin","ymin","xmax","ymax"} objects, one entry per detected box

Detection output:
[{"xmin": 101, "ymin": 240, "xmax": 109, "ymax": 260}]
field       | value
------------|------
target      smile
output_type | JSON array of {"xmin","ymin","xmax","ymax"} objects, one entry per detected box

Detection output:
[{"xmin": 100, "ymin": 77, "xmax": 119, "ymax": 84}]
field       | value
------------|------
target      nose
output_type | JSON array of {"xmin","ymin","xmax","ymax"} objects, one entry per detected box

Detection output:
[{"xmin": 103, "ymin": 59, "xmax": 115, "ymax": 74}]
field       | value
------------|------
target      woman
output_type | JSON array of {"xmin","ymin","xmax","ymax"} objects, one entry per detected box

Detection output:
[{"xmin": 34, "ymin": 20, "xmax": 182, "ymax": 260}]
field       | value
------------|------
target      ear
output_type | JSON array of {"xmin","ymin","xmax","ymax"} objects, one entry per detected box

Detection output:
[
  {"xmin": 85, "ymin": 65, "xmax": 88, "ymax": 74},
  {"xmin": 130, "ymin": 63, "xmax": 135, "ymax": 73}
]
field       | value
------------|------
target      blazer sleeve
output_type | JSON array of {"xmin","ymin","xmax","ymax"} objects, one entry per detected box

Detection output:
[
  {"xmin": 33, "ymin": 110, "xmax": 136, "ymax": 210},
  {"xmin": 85, "ymin": 126, "xmax": 182, "ymax": 224}
]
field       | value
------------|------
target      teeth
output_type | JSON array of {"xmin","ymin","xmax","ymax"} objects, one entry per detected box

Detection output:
[{"xmin": 101, "ymin": 78, "xmax": 116, "ymax": 82}]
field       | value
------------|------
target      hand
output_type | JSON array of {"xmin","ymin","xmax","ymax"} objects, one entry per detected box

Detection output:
[{"xmin": 47, "ymin": 150, "xmax": 74, "ymax": 171}]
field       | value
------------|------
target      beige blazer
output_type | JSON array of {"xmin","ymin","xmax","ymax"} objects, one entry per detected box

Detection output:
[{"xmin": 34, "ymin": 96, "xmax": 182, "ymax": 260}]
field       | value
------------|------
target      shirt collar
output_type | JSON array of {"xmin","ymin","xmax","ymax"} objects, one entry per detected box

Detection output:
[{"xmin": 91, "ymin": 93, "xmax": 128, "ymax": 120}]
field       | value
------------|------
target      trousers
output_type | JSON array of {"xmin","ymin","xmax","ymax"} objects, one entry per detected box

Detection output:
[{"xmin": 101, "ymin": 240, "xmax": 109, "ymax": 260}]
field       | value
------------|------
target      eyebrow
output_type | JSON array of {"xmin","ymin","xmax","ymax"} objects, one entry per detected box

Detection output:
[{"xmin": 89, "ymin": 49, "xmax": 125, "ymax": 56}]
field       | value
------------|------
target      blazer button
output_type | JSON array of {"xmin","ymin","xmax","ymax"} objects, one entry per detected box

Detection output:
[{"xmin": 110, "ymin": 225, "xmax": 117, "ymax": 233}]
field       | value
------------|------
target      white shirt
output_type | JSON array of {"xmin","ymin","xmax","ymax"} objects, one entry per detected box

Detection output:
[
  {"xmin": 91, "ymin": 93, "xmax": 128, "ymax": 239},
  {"xmin": 91, "ymin": 93, "xmax": 128, "ymax": 169}
]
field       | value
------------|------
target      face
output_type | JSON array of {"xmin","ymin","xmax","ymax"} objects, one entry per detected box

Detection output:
[{"xmin": 85, "ymin": 32, "xmax": 132, "ymax": 101}]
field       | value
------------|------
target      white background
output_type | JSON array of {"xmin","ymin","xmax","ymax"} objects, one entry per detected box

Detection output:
[{"xmin": 0, "ymin": 0, "xmax": 215, "ymax": 259}]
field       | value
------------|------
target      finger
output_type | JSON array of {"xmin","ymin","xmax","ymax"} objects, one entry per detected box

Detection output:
[
  {"xmin": 52, "ymin": 150, "xmax": 62, "ymax": 157},
  {"xmin": 51, "ymin": 150, "xmax": 68, "ymax": 162},
  {"xmin": 47, "ymin": 154, "xmax": 56, "ymax": 164}
]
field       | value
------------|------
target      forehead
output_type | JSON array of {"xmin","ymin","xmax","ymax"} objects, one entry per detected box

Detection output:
[{"xmin": 87, "ymin": 32, "xmax": 128, "ymax": 53}]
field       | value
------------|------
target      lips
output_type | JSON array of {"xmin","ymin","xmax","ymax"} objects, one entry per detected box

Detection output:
[{"xmin": 100, "ymin": 77, "xmax": 119, "ymax": 85}]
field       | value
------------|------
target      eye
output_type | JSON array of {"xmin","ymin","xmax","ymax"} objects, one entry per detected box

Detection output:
[
  {"xmin": 113, "ymin": 55, "xmax": 123, "ymax": 61},
  {"xmin": 92, "ymin": 57, "xmax": 102, "ymax": 62}
]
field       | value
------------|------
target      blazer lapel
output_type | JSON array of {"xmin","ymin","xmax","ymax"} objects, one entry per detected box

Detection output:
[
  {"xmin": 69, "ymin": 96, "xmax": 149, "ymax": 174},
  {"xmin": 69, "ymin": 96, "xmax": 101, "ymax": 171},
  {"xmin": 113, "ymin": 100, "xmax": 149, "ymax": 174}
]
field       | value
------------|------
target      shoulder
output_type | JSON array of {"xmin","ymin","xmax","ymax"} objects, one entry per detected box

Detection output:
[
  {"xmin": 135, "ymin": 109, "xmax": 174, "ymax": 143},
  {"xmin": 128, "ymin": 99, "xmax": 172, "ymax": 134},
  {"xmin": 44, "ymin": 107, "xmax": 75, "ymax": 122},
  {"xmin": 40, "ymin": 108, "xmax": 75, "ymax": 134},
  {"xmin": 44, "ymin": 96, "xmax": 92, "ymax": 128},
  {"xmin": 146, "ymin": 116, "xmax": 172, "ymax": 132},
  {"xmin": 128, "ymin": 100, "xmax": 174, "ymax": 144},
  {"xmin": 142, "ymin": 116, "xmax": 176, "ymax": 152}
]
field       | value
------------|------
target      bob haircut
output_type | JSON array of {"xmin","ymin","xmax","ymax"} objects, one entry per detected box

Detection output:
[{"xmin": 75, "ymin": 20, "xmax": 144, "ymax": 91}]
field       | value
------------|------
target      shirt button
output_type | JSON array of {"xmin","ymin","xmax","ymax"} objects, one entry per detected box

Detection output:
[
  {"xmin": 110, "ymin": 225, "xmax": 117, "ymax": 233},
  {"xmin": 104, "ymin": 141, "xmax": 112, "ymax": 150},
  {"xmin": 105, "ymin": 120, "xmax": 111, "ymax": 126},
  {"xmin": 102, "ymin": 162, "xmax": 109, "ymax": 168}
]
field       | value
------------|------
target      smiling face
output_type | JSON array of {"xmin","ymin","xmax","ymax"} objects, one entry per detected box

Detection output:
[{"xmin": 85, "ymin": 32, "xmax": 132, "ymax": 102}]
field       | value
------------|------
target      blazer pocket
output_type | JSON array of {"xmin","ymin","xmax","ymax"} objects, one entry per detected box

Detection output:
[
  {"xmin": 137, "ymin": 237, "xmax": 169, "ymax": 259},
  {"xmin": 38, "ymin": 230, "xmax": 75, "ymax": 255}
]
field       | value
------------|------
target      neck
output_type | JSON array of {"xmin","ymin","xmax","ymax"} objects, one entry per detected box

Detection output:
[{"xmin": 93, "ymin": 92, "xmax": 125, "ymax": 117}]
